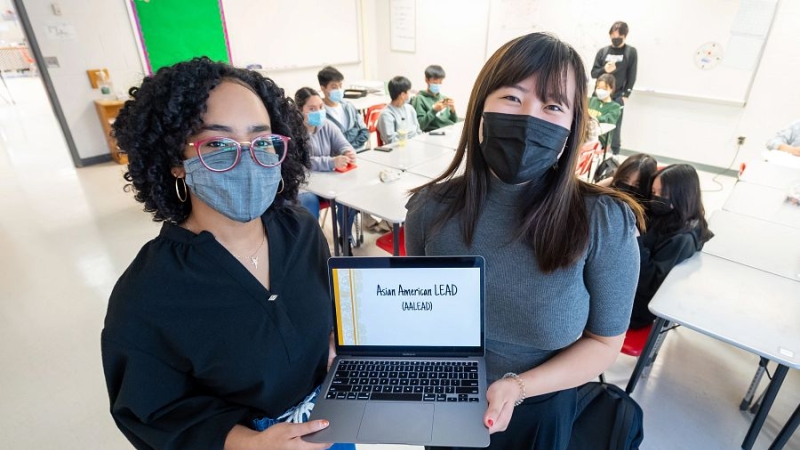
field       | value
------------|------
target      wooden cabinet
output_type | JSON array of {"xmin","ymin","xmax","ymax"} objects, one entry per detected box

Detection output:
[{"xmin": 93, "ymin": 100, "xmax": 127, "ymax": 164}]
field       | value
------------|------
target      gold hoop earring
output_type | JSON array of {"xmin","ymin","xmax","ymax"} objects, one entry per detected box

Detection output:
[
  {"xmin": 277, "ymin": 178, "xmax": 285, "ymax": 194},
  {"xmin": 175, "ymin": 177, "xmax": 188, "ymax": 203}
]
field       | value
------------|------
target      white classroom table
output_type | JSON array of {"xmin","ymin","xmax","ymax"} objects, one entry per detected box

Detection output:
[
  {"xmin": 304, "ymin": 159, "xmax": 391, "ymax": 256},
  {"xmin": 412, "ymin": 121, "xmax": 465, "ymax": 149},
  {"xmin": 334, "ymin": 172, "xmax": 430, "ymax": 255},
  {"xmin": 629, "ymin": 253, "xmax": 800, "ymax": 449},
  {"xmin": 702, "ymin": 210, "xmax": 800, "ymax": 282},
  {"xmin": 405, "ymin": 152, "xmax": 463, "ymax": 179},
  {"xmin": 723, "ymin": 182, "xmax": 800, "ymax": 229},
  {"xmin": 357, "ymin": 139, "xmax": 453, "ymax": 171},
  {"xmin": 304, "ymin": 159, "xmax": 388, "ymax": 199},
  {"xmin": 739, "ymin": 160, "xmax": 800, "ymax": 190}
]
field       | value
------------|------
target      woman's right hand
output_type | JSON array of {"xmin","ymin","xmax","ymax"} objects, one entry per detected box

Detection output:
[
  {"xmin": 257, "ymin": 421, "xmax": 332, "ymax": 449},
  {"xmin": 333, "ymin": 155, "xmax": 350, "ymax": 169}
]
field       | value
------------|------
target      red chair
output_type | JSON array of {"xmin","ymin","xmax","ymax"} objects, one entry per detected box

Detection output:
[
  {"xmin": 375, "ymin": 226, "xmax": 405, "ymax": 256},
  {"xmin": 365, "ymin": 104, "xmax": 387, "ymax": 148},
  {"xmin": 621, "ymin": 324, "xmax": 654, "ymax": 357}
]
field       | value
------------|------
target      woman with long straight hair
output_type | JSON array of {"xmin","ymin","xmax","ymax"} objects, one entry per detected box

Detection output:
[
  {"xmin": 405, "ymin": 33, "xmax": 644, "ymax": 449},
  {"xmin": 630, "ymin": 164, "xmax": 713, "ymax": 329}
]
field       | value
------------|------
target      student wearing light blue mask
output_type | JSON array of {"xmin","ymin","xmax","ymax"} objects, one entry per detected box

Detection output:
[
  {"xmin": 412, "ymin": 64, "xmax": 458, "ymax": 132},
  {"xmin": 318, "ymin": 66, "xmax": 370, "ymax": 149},
  {"xmin": 295, "ymin": 87, "xmax": 358, "ymax": 248}
]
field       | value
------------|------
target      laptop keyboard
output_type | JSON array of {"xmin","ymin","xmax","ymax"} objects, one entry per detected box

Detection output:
[{"xmin": 325, "ymin": 360, "xmax": 481, "ymax": 403}]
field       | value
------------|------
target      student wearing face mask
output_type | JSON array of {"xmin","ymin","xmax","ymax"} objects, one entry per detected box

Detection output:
[
  {"xmin": 630, "ymin": 164, "xmax": 714, "ymax": 329},
  {"xmin": 295, "ymin": 87, "xmax": 358, "ymax": 247},
  {"xmin": 597, "ymin": 153, "xmax": 657, "ymax": 204},
  {"xmin": 102, "ymin": 58, "xmax": 355, "ymax": 450},
  {"xmin": 376, "ymin": 76, "xmax": 422, "ymax": 144},
  {"xmin": 591, "ymin": 21, "xmax": 638, "ymax": 156},
  {"xmin": 317, "ymin": 66, "xmax": 370, "ymax": 150},
  {"xmin": 406, "ymin": 33, "xmax": 644, "ymax": 450},
  {"xmin": 588, "ymin": 74, "xmax": 622, "ymax": 150},
  {"xmin": 412, "ymin": 65, "xmax": 458, "ymax": 132}
]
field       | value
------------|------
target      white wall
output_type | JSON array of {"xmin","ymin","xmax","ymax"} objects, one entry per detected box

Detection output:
[
  {"xmin": 374, "ymin": 0, "xmax": 490, "ymax": 114},
  {"xmin": 624, "ymin": 0, "xmax": 800, "ymax": 168},
  {"xmin": 372, "ymin": 0, "xmax": 800, "ymax": 169},
  {"xmin": 22, "ymin": 0, "xmax": 144, "ymax": 161}
]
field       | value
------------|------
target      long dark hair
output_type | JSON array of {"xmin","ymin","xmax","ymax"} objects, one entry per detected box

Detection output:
[
  {"xmin": 113, "ymin": 57, "xmax": 310, "ymax": 223},
  {"xmin": 649, "ymin": 164, "xmax": 713, "ymax": 240},
  {"xmin": 611, "ymin": 153, "xmax": 658, "ymax": 198},
  {"xmin": 410, "ymin": 33, "xmax": 644, "ymax": 273}
]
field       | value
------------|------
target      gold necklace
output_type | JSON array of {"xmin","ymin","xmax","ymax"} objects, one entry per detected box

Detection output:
[{"xmin": 184, "ymin": 222, "xmax": 266, "ymax": 269}]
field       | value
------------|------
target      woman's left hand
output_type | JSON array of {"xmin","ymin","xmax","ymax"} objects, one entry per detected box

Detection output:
[
  {"xmin": 327, "ymin": 331, "xmax": 336, "ymax": 371},
  {"xmin": 483, "ymin": 377, "xmax": 521, "ymax": 434}
]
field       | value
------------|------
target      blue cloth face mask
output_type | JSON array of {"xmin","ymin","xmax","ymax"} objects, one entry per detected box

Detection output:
[
  {"xmin": 328, "ymin": 89, "xmax": 344, "ymax": 103},
  {"xmin": 306, "ymin": 109, "xmax": 326, "ymax": 127},
  {"xmin": 429, "ymin": 84, "xmax": 441, "ymax": 95},
  {"xmin": 183, "ymin": 152, "xmax": 282, "ymax": 222}
]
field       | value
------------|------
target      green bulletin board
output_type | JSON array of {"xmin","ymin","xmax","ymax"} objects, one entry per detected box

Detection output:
[{"xmin": 130, "ymin": 0, "xmax": 231, "ymax": 74}]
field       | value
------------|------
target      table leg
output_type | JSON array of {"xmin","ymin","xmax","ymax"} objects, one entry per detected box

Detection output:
[
  {"xmin": 742, "ymin": 364, "xmax": 789, "ymax": 450},
  {"xmin": 626, "ymin": 317, "xmax": 668, "ymax": 394},
  {"xmin": 331, "ymin": 200, "xmax": 340, "ymax": 257},
  {"xmin": 340, "ymin": 205, "xmax": 351, "ymax": 257},
  {"xmin": 0, "ymin": 70, "xmax": 14, "ymax": 104},
  {"xmin": 768, "ymin": 402, "xmax": 800, "ymax": 450},
  {"xmin": 392, "ymin": 223, "xmax": 400, "ymax": 256},
  {"xmin": 740, "ymin": 357, "xmax": 769, "ymax": 410}
]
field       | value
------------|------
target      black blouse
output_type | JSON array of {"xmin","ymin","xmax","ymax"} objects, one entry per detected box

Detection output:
[{"xmin": 102, "ymin": 206, "xmax": 332, "ymax": 449}]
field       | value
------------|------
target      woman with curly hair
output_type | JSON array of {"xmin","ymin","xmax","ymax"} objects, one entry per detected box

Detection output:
[{"xmin": 101, "ymin": 57, "xmax": 349, "ymax": 450}]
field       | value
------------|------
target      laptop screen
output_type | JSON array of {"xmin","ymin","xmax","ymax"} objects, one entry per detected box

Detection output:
[{"xmin": 328, "ymin": 256, "xmax": 484, "ymax": 355}]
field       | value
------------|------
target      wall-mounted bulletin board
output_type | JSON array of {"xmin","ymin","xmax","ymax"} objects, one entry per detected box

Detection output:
[{"xmin": 127, "ymin": 0, "xmax": 231, "ymax": 74}]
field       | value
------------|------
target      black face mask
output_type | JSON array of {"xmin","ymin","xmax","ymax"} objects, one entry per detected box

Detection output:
[
  {"xmin": 479, "ymin": 112, "xmax": 570, "ymax": 184},
  {"xmin": 611, "ymin": 37, "xmax": 624, "ymax": 47},
  {"xmin": 649, "ymin": 195, "xmax": 673, "ymax": 216}
]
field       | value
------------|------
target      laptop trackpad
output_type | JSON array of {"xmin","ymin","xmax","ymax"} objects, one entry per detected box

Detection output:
[{"xmin": 357, "ymin": 403, "xmax": 434, "ymax": 443}]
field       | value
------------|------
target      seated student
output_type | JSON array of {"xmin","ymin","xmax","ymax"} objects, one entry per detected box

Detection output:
[
  {"xmin": 597, "ymin": 153, "xmax": 658, "ymax": 203},
  {"xmin": 764, "ymin": 119, "xmax": 800, "ymax": 168},
  {"xmin": 411, "ymin": 64, "xmax": 458, "ymax": 132},
  {"xmin": 630, "ymin": 164, "xmax": 714, "ymax": 329},
  {"xmin": 766, "ymin": 119, "xmax": 800, "ymax": 156},
  {"xmin": 317, "ymin": 66, "xmax": 370, "ymax": 149},
  {"xmin": 376, "ymin": 76, "xmax": 422, "ymax": 144},
  {"xmin": 295, "ymin": 87, "xmax": 357, "ymax": 245},
  {"xmin": 588, "ymin": 73, "xmax": 622, "ymax": 150}
]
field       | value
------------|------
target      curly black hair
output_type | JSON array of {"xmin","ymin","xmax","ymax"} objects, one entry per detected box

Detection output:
[{"xmin": 113, "ymin": 57, "xmax": 311, "ymax": 223}]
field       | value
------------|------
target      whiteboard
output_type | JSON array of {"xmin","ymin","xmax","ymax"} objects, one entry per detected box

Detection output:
[
  {"xmin": 222, "ymin": 0, "xmax": 361, "ymax": 71},
  {"xmin": 485, "ymin": 0, "xmax": 778, "ymax": 106}
]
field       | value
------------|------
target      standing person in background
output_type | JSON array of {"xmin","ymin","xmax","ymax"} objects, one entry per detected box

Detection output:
[
  {"xmin": 591, "ymin": 21, "xmax": 638, "ymax": 156},
  {"xmin": 317, "ymin": 66, "xmax": 370, "ymax": 150},
  {"xmin": 376, "ymin": 76, "xmax": 422, "ymax": 144},
  {"xmin": 412, "ymin": 65, "xmax": 458, "ymax": 132}
]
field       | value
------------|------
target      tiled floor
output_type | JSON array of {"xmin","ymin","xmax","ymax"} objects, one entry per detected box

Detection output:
[{"xmin": 0, "ymin": 76, "xmax": 797, "ymax": 449}]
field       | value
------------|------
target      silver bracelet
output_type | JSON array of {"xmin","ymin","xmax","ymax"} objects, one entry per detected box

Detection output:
[{"xmin": 502, "ymin": 372, "xmax": 526, "ymax": 406}]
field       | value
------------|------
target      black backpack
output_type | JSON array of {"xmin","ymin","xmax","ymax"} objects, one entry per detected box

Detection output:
[
  {"xmin": 567, "ymin": 382, "xmax": 644, "ymax": 450},
  {"xmin": 593, "ymin": 157, "xmax": 619, "ymax": 183}
]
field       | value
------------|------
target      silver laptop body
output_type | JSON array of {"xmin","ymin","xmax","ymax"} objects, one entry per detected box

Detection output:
[{"xmin": 305, "ymin": 256, "xmax": 490, "ymax": 447}]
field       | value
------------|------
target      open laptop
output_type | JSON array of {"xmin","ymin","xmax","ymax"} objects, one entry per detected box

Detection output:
[{"xmin": 305, "ymin": 256, "xmax": 490, "ymax": 447}]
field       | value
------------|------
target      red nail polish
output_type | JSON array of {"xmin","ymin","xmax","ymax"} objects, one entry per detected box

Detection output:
[{"xmin": 487, "ymin": 419, "xmax": 494, "ymax": 427}]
